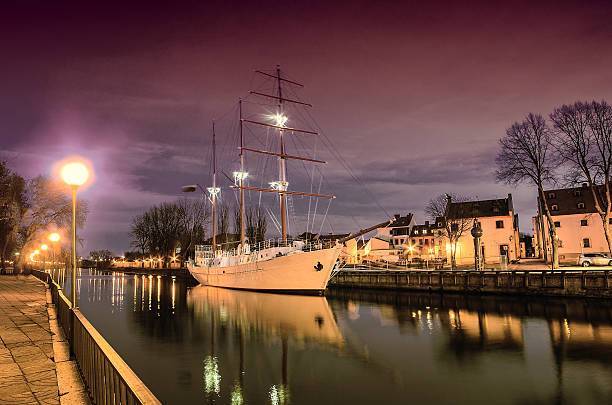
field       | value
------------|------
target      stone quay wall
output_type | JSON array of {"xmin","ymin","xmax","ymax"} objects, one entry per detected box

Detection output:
[{"xmin": 329, "ymin": 270, "xmax": 612, "ymax": 299}]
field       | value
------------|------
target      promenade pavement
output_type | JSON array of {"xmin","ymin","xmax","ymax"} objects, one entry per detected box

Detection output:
[{"xmin": 0, "ymin": 275, "xmax": 90, "ymax": 405}]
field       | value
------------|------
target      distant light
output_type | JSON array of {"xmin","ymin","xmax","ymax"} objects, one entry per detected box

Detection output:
[
  {"xmin": 41, "ymin": 244, "xmax": 48, "ymax": 251},
  {"xmin": 34, "ymin": 250, "xmax": 40, "ymax": 255},
  {"xmin": 61, "ymin": 162, "xmax": 89, "ymax": 186},
  {"xmin": 14, "ymin": 252, "xmax": 20, "ymax": 256},
  {"xmin": 49, "ymin": 232, "xmax": 60, "ymax": 242}
]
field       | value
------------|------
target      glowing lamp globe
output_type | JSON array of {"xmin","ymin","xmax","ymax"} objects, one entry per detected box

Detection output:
[
  {"xmin": 61, "ymin": 162, "xmax": 89, "ymax": 186},
  {"xmin": 49, "ymin": 233, "xmax": 60, "ymax": 242},
  {"xmin": 34, "ymin": 250, "xmax": 40, "ymax": 255},
  {"xmin": 41, "ymin": 244, "xmax": 48, "ymax": 251}
]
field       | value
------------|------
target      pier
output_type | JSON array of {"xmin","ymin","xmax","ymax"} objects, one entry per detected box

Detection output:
[{"xmin": 329, "ymin": 269, "xmax": 612, "ymax": 298}]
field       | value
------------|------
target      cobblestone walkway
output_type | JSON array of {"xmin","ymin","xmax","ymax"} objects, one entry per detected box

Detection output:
[{"xmin": 0, "ymin": 276, "xmax": 59, "ymax": 405}]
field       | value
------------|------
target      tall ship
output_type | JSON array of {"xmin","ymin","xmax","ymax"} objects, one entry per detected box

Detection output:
[{"xmin": 186, "ymin": 67, "xmax": 391, "ymax": 294}]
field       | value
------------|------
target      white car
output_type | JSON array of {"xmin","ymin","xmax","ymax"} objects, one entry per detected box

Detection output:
[{"xmin": 577, "ymin": 253, "xmax": 612, "ymax": 267}]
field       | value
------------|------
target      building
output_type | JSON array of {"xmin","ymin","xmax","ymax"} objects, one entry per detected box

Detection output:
[
  {"xmin": 443, "ymin": 194, "xmax": 520, "ymax": 265},
  {"xmin": 376, "ymin": 213, "xmax": 415, "ymax": 249},
  {"xmin": 533, "ymin": 185, "xmax": 610, "ymax": 263},
  {"xmin": 407, "ymin": 221, "xmax": 445, "ymax": 261}
]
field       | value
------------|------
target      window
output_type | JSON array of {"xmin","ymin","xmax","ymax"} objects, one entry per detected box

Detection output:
[
  {"xmin": 548, "ymin": 192, "xmax": 556, "ymax": 199},
  {"xmin": 551, "ymin": 204, "xmax": 559, "ymax": 211},
  {"xmin": 558, "ymin": 239, "xmax": 563, "ymax": 248},
  {"xmin": 609, "ymin": 217, "xmax": 612, "ymax": 225},
  {"xmin": 574, "ymin": 190, "xmax": 582, "ymax": 197},
  {"xmin": 414, "ymin": 230, "xmax": 419, "ymax": 235},
  {"xmin": 554, "ymin": 221, "xmax": 561, "ymax": 227},
  {"xmin": 424, "ymin": 239, "xmax": 429, "ymax": 246},
  {"xmin": 451, "ymin": 223, "xmax": 459, "ymax": 232},
  {"xmin": 493, "ymin": 207, "xmax": 500, "ymax": 214},
  {"xmin": 419, "ymin": 239, "xmax": 423, "ymax": 245},
  {"xmin": 581, "ymin": 219, "xmax": 588, "ymax": 226},
  {"xmin": 496, "ymin": 220, "xmax": 504, "ymax": 228},
  {"xmin": 577, "ymin": 202, "xmax": 585, "ymax": 209},
  {"xmin": 438, "ymin": 231, "xmax": 442, "ymax": 236},
  {"xmin": 583, "ymin": 238, "xmax": 591, "ymax": 248}
]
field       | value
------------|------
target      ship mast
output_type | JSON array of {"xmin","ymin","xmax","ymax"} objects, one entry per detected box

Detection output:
[
  {"xmin": 239, "ymin": 99, "xmax": 246, "ymax": 248},
  {"xmin": 277, "ymin": 66, "xmax": 288, "ymax": 244},
  {"xmin": 209, "ymin": 122, "xmax": 220, "ymax": 253},
  {"xmin": 232, "ymin": 67, "xmax": 336, "ymax": 242}
]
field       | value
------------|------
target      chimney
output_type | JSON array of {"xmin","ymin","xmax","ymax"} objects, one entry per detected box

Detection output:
[{"xmin": 394, "ymin": 214, "xmax": 400, "ymax": 220}]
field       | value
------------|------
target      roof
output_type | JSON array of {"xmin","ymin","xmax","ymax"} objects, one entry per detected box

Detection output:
[
  {"xmin": 447, "ymin": 194, "xmax": 513, "ymax": 219},
  {"xmin": 541, "ymin": 185, "xmax": 599, "ymax": 216},
  {"xmin": 387, "ymin": 213, "xmax": 414, "ymax": 228}
]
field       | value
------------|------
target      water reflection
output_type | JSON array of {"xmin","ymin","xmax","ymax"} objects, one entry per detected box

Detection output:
[{"xmin": 62, "ymin": 270, "xmax": 612, "ymax": 404}]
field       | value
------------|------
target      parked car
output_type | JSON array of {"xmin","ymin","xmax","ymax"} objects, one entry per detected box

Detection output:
[{"xmin": 577, "ymin": 253, "xmax": 612, "ymax": 267}]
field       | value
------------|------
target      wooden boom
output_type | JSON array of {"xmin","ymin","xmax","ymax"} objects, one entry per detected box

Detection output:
[
  {"xmin": 240, "ymin": 147, "xmax": 326, "ymax": 163},
  {"xmin": 337, "ymin": 218, "xmax": 398, "ymax": 244},
  {"xmin": 231, "ymin": 185, "xmax": 335, "ymax": 199},
  {"xmin": 241, "ymin": 119, "xmax": 318, "ymax": 135}
]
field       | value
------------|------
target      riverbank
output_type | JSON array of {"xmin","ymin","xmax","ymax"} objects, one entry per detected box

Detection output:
[{"xmin": 329, "ymin": 269, "xmax": 612, "ymax": 299}]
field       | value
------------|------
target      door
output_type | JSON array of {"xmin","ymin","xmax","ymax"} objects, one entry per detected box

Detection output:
[{"xmin": 499, "ymin": 245, "xmax": 509, "ymax": 262}]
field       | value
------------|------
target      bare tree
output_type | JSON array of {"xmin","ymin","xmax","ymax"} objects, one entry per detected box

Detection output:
[
  {"xmin": 217, "ymin": 202, "xmax": 229, "ymax": 245},
  {"xmin": 255, "ymin": 207, "xmax": 267, "ymax": 243},
  {"xmin": 426, "ymin": 194, "xmax": 472, "ymax": 270},
  {"xmin": 0, "ymin": 162, "xmax": 26, "ymax": 272},
  {"xmin": 18, "ymin": 176, "xmax": 88, "ymax": 266},
  {"xmin": 550, "ymin": 101, "xmax": 612, "ymax": 254},
  {"xmin": 130, "ymin": 213, "xmax": 151, "ymax": 260},
  {"xmin": 176, "ymin": 198, "xmax": 209, "ymax": 261},
  {"xmin": 496, "ymin": 113, "xmax": 559, "ymax": 267}
]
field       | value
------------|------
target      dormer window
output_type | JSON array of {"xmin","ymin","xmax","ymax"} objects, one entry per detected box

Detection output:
[
  {"xmin": 493, "ymin": 207, "xmax": 500, "ymax": 214},
  {"xmin": 574, "ymin": 190, "xmax": 582, "ymax": 197},
  {"xmin": 551, "ymin": 204, "xmax": 559, "ymax": 211},
  {"xmin": 548, "ymin": 192, "xmax": 556, "ymax": 199},
  {"xmin": 414, "ymin": 230, "xmax": 419, "ymax": 235},
  {"xmin": 577, "ymin": 202, "xmax": 585, "ymax": 209}
]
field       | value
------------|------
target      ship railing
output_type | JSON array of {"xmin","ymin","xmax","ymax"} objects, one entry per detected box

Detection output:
[{"xmin": 196, "ymin": 237, "xmax": 332, "ymax": 259}]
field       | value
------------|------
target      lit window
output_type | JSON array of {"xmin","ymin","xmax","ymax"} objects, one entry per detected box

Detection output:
[
  {"xmin": 551, "ymin": 204, "xmax": 559, "ymax": 211},
  {"xmin": 496, "ymin": 220, "xmax": 504, "ymax": 229},
  {"xmin": 574, "ymin": 190, "xmax": 582, "ymax": 197},
  {"xmin": 548, "ymin": 192, "xmax": 556, "ymax": 199}
]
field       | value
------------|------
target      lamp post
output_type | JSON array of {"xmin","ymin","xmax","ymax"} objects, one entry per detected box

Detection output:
[
  {"xmin": 471, "ymin": 218, "xmax": 483, "ymax": 271},
  {"xmin": 61, "ymin": 162, "xmax": 89, "ymax": 308},
  {"xmin": 41, "ymin": 244, "xmax": 48, "ymax": 271},
  {"xmin": 48, "ymin": 232, "xmax": 60, "ymax": 273}
]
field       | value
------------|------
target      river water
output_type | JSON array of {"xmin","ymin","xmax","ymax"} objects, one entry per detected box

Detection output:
[{"xmin": 54, "ymin": 269, "xmax": 612, "ymax": 404}]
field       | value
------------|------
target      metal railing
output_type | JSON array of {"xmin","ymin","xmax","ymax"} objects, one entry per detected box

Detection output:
[{"xmin": 31, "ymin": 270, "xmax": 161, "ymax": 405}]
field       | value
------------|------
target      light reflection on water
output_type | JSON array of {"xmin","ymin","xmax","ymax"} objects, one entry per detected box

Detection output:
[{"xmin": 51, "ymin": 269, "xmax": 612, "ymax": 404}]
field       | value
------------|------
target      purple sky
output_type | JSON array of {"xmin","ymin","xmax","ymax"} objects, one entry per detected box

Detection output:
[{"xmin": 2, "ymin": 1, "xmax": 612, "ymax": 255}]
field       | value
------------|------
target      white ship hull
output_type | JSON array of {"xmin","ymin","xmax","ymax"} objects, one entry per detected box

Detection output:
[{"xmin": 187, "ymin": 246, "xmax": 340, "ymax": 294}]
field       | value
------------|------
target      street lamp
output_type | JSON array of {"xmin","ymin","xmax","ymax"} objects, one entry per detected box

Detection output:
[
  {"xmin": 48, "ymin": 233, "xmax": 60, "ymax": 271},
  {"xmin": 41, "ymin": 244, "xmax": 48, "ymax": 271},
  {"xmin": 61, "ymin": 161, "xmax": 89, "ymax": 308}
]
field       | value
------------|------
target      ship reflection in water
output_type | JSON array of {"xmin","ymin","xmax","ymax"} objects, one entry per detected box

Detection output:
[{"xmin": 64, "ymin": 270, "xmax": 612, "ymax": 404}]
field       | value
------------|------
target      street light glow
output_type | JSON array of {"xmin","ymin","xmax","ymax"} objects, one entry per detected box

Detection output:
[
  {"xmin": 61, "ymin": 162, "xmax": 89, "ymax": 186},
  {"xmin": 41, "ymin": 244, "xmax": 48, "ymax": 251},
  {"xmin": 49, "ymin": 232, "xmax": 60, "ymax": 242}
]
